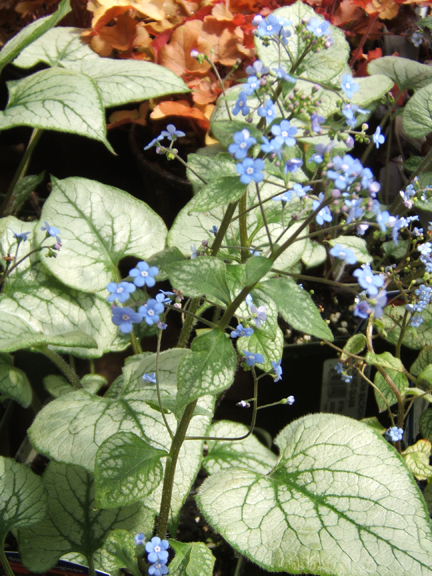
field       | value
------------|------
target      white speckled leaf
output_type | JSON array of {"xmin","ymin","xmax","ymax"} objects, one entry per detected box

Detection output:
[
  {"xmin": 18, "ymin": 462, "xmax": 153, "ymax": 573},
  {"xmin": 94, "ymin": 432, "xmax": 167, "ymax": 509},
  {"xmin": 0, "ymin": 0, "xmax": 70, "ymax": 73},
  {"xmin": 0, "ymin": 457, "xmax": 47, "ymax": 544},
  {"xmin": 98, "ymin": 530, "xmax": 141, "ymax": 576},
  {"xmin": 176, "ymin": 330, "xmax": 236, "ymax": 415},
  {"xmin": 13, "ymin": 27, "xmax": 189, "ymax": 108},
  {"xmin": 38, "ymin": 176, "xmax": 167, "ymax": 293},
  {"xmin": 166, "ymin": 258, "xmax": 231, "ymax": 305},
  {"xmin": 368, "ymin": 56, "xmax": 432, "ymax": 92},
  {"xmin": 202, "ymin": 420, "xmax": 277, "ymax": 476},
  {"xmin": 420, "ymin": 410, "xmax": 432, "ymax": 442},
  {"xmin": 169, "ymin": 539, "xmax": 215, "ymax": 576},
  {"xmin": 0, "ymin": 68, "xmax": 112, "ymax": 150},
  {"xmin": 256, "ymin": 2, "xmax": 349, "ymax": 83},
  {"xmin": 383, "ymin": 305, "xmax": 432, "ymax": 350},
  {"xmin": 328, "ymin": 236, "xmax": 373, "ymax": 263},
  {"xmin": 301, "ymin": 239, "xmax": 326, "ymax": 268},
  {"xmin": 0, "ymin": 217, "xmax": 125, "ymax": 358},
  {"xmin": 403, "ymin": 84, "xmax": 432, "ymax": 138},
  {"xmin": 237, "ymin": 325, "xmax": 284, "ymax": 372},
  {"xmin": 0, "ymin": 353, "xmax": 32, "ymax": 407},
  {"xmin": 403, "ymin": 440, "xmax": 432, "ymax": 481},
  {"xmin": 197, "ymin": 413, "xmax": 432, "ymax": 575}
]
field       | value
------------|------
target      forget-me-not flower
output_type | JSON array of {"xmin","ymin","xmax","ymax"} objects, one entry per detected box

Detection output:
[
  {"xmin": 271, "ymin": 120, "xmax": 297, "ymax": 146},
  {"xmin": 306, "ymin": 17, "xmax": 330, "ymax": 37},
  {"xmin": 11, "ymin": 230, "xmax": 30, "ymax": 242},
  {"xmin": 160, "ymin": 124, "xmax": 185, "ymax": 141},
  {"xmin": 139, "ymin": 299, "xmax": 165, "ymax": 325},
  {"xmin": 146, "ymin": 536, "xmax": 169, "ymax": 563},
  {"xmin": 236, "ymin": 158, "xmax": 265, "ymax": 185},
  {"xmin": 245, "ymin": 75, "xmax": 260, "ymax": 96},
  {"xmin": 142, "ymin": 373, "xmax": 157, "ymax": 384},
  {"xmin": 312, "ymin": 192, "xmax": 332, "ymax": 225},
  {"xmin": 284, "ymin": 158, "xmax": 303, "ymax": 173},
  {"xmin": 111, "ymin": 306, "xmax": 142, "ymax": 334},
  {"xmin": 353, "ymin": 264, "xmax": 384, "ymax": 297},
  {"xmin": 231, "ymin": 324, "xmax": 254, "ymax": 338},
  {"xmin": 243, "ymin": 350, "xmax": 264, "ymax": 366},
  {"xmin": 257, "ymin": 100, "xmax": 276, "ymax": 122},
  {"xmin": 386, "ymin": 426, "xmax": 404, "ymax": 442},
  {"xmin": 41, "ymin": 221, "xmax": 61, "ymax": 243},
  {"xmin": 246, "ymin": 60, "xmax": 269, "ymax": 76},
  {"xmin": 134, "ymin": 532, "xmax": 145, "ymax": 546},
  {"xmin": 129, "ymin": 261, "xmax": 159, "ymax": 288},
  {"xmin": 148, "ymin": 561, "xmax": 168, "ymax": 576},
  {"xmin": 228, "ymin": 129, "xmax": 257, "ymax": 160},
  {"xmin": 340, "ymin": 74, "xmax": 359, "ymax": 99},
  {"xmin": 271, "ymin": 359, "xmax": 283, "ymax": 382},
  {"xmin": 106, "ymin": 281, "xmax": 136, "ymax": 303},
  {"xmin": 373, "ymin": 126, "xmax": 385, "ymax": 149},
  {"xmin": 329, "ymin": 244, "xmax": 357, "ymax": 265},
  {"xmin": 233, "ymin": 91, "xmax": 250, "ymax": 116}
]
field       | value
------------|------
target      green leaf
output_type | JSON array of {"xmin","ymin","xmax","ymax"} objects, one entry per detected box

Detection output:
[
  {"xmin": 245, "ymin": 256, "xmax": 273, "ymax": 285},
  {"xmin": 366, "ymin": 351, "xmax": 405, "ymax": 372},
  {"xmin": 403, "ymin": 83, "xmax": 432, "ymax": 138},
  {"xmin": 383, "ymin": 305, "xmax": 432, "ymax": 350},
  {"xmin": 403, "ymin": 440, "xmax": 432, "ymax": 481},
  {"xmin": 202, "ymin": 420, "xmax": 277, "ymax": 476},
  {"xmin": 28, "ymin": 350, "xmax": 214, "ymax": 527},
  {"xmin": 147, "ymin": 247, "xmax": 186, "ymax": 281},
  {"xmin": 0, "ymin": 456, "xmax": 47, "ymax": 545},
  {"xmin": 0, "ymin": 218, "xmax": 124, "ymax": 358},
  {"xmin": 424, "ymin": 481, "xmax": 432, "ymax": 516},
  {"xmin": 4, "ymin": 172, "xmax": 45, "ymax": 217},
  {"xmin": 18, "ymin": 462, "xmax": 153, "ymax": 573},
  {"xmin": 166, "ymin": 258, "xmax": 231, "ymax": 305},
  {"xmin": 403, "ymin": 156, "xmax": 423, "ymax": 172},
  {"xmin": 196, "ymin": 413, "xmax": 432, "ymax": 575},
  {"xmin": 94, "ymin": 432, "xmax": 167, "ymax": 509},
  {"xmin": 13, "ymin": 27, "xmax": 189, "ymax": 108},
  {"xmin": 382, "ymin": 239, "xmax": 409, "ymax": 259},
  {"xmin": 81, "ymin": 374, "xmax": 107, "ymax": 394},
  {"xmin": 411, "ymin": 347, "xmax": 432, "ymax": 376},
  {"xmin": 43, "ymin": 374, "xmax": 73, "ymax": 397},
  {"xmin": 37, "ymin": 176, "xmax": 167, "ymax": 293},
  {"xmin": 420, "ymin": 409, "xmax": 432, "ymax": 442},
  {"xmin": 361, "ymin": 416, "xmax": 387, "ymax": 434},
  {"xmin": 368, "ymin": 56, "xmax": 432, "ymax": 92},
  {"xmin": 340, "ymin": 334, "xmax": 366, "ymax": 361},
  {"xmin": 373, "ymin": 369, "xmax": 408, "ymax": 412},
  {"xmin": 190, "ymin": 176, "xmax": 246, "ymax": 212},
  {"xmin": 259, "ymin": 277, "xmax": 333, "ymax": 340},
  {"xmin": 417, "ymin": 365, "xmax": 432, "ymax": 390},
  {"xmin": 351, "ymin": 75, "xmax": 394, "ymax": 109},
  {"xmin": 0, "ymin": 0, "xmax": 70, "ymax": 74},
  {"xmin": 210, "ymin": 120, "xmax": 262, "ymax": 148},
  {"xmin": 176, "ymin": 330, "xmax": 236, "ymax": 414},
  {"xmin": 328, "ymin": 236, "xmax": 373, "ymax": 263},
  {"xmin": 0, "ymin": 69, "xmax": 113, "ymax": 151},
  {"xmin": 0, "ymin": 353, "xmax": 32, "ymax": 407},
  {"xmin": 98, "ymin": 530, "xmax": 141, "ymax": 576},
  {"xmin": 417, "ymin": 15, "xmax": 432, "ymax": 29},
  {"xmin": 237, "ymin": 325, "xmax": 284, "ymax": 372},
  {"xmin": 256, "ymin": 2, "xmax": 349, "ymax": 83},
  {"xmin": 186, "ymin": 153, "xmax": 237, "ymax": 194},
  {"xmin": 301, "ymin": 239, "xmax": 326, "ymax": 268},
  {"xmin": 169, "ymin": 540, "xmax": 215, "ymax": 576}
]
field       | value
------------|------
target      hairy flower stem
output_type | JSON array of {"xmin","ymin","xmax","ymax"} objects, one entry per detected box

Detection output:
[
  {"xmin": 177, "ymin": 298, "xmax": 201, "ymax": 349},
  {"xmin": 0, "ymin": 128, "xmax": 43, "ymax": 217},
  {"xmin": 0, "ymin": 543, "xmax": 15, "ymax": 576},
  {"xmin": 157, "ymin": 399, "xmax": 198, "ymax": 538},
  {"xmin": 156, "ymin": 329, "xmax": 174, "ymax": 439},
  {"xmin": 239, "ymin": 192, "xmax": 248, "ymax": 263},
  {"xmin": 360, "ymin": 105, "xmax": 393, "ymax": 166},
  {"xmin": 38, "ymin": 346, "xmax": 82, "ymax": 390},
  {"xmin": 211, "ymin": 201, "xmax": 238, "ymax": 257}
]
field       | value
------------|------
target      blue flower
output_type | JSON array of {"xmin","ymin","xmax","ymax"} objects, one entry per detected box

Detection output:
[
  {"xmin": 257, "ymin": 100, "xmax": 276, "ymax": 122},
  {"xmin": 231, "ymin": 324, "xmax": 254, "ymax": 338},
  {"xmin": 353, "ymin": 300, "xmax": 372, "ymax": 319},
  {"xmin": 190, "ymin": 245, "xmax": 198, "ymax": 259},
  {"xmin": 245, "ymin": 293, "xmax": 253, "ymax": 306},
  {"xmin": 236, "ymin": 158, "xmax": 265, "ymax": 185},
  {"xmin": 340, "ymin": 74, "xmax": 359, "ymax": 99},
  {"xmin": 111, "ymin": 306, "xmax": 142, "ymax": 334},
  {"xmin": 311, "ymin": 113, "xmax": 325, "ymax": 134},
  {"xmin": 249, "ymin": 248, "xmax": 260, "ymax": 256},
  {"xmin": 373, "ymin": 126, "xmax": 385, "ymax": 149},
  {"xmin": 134, "ymin": 532, "xmax": 145, "ymax": 546},
  {"xmin": 342, "ymin": 373, "xmax": 352, "ymax": 383},
  {"xmin": 243, "ymin": 350, "xmax": 264, "ymax": 366},
  {"xmin": 106, "ymin": 281, "xmax": 136, "ymax": 303},
  {"xmin": 11, "ymin": 230, "xmax": 30, "ymax": 242},
  {"xmin": 146, "ymin": 537, "xmax": 169, "ymax": 564},
  {"xmin": 329, "ymin": 244, "xmax": 357, "ymax": 265},
  {"xmin": 412, "ymin": 31, "xmax": 423, "ymax": 47},
  {"xmin": 250, "ymin": 304, "xmax": 266, "ymax": 328},
  {"xmin": 312, "ymin": 192, "xmax": 332, "ymax": 225},
  {"xmin": 245, "ymin": 75, "xmax": 260, "ymax": 96},
  {"xmin": 273, "ymin": 190, "xmax": 292, "ymax": 203},
  {"xmin": 285, "ymin": 395, "xmax": 295, "ymax": 405},
  {"xmin": 228, "ymin": 129, "xmax": 257, "ymax": 160},
  {"xmin": 129, "ymin": 261, "xmax": 159, "ymax": 288},
  {"xmin": 257, "ymin": 14, "xmax": 282, "ymax": 37},
  {"xmin": 306, "ymin": 17, "xmax": 330, "ymax": 37},
  {"xmin": 41, "ymin": 221, "xmax": 61, "ymax": 242},
  {"xmin": 271, "ymin": 120, "xmax": 297, "ymax": 146},
  {"xmin": 156, "ymin": 291, "xmax": 173, "ymax": 305},
  {"xmin": 386, "ymin": 426, "xmax": 403, "ymax": 442},
  {"xmin": 410, "ymin": 316, "xmax": 423, "ymax": 328},
  {"xmin": 372, "ymin": 290, "xmax": 387, "ymax": 318},
  {"xmin": 272, "ymin": 67, "xmax": 296, "ymax": 83},
  {"xmin": 246, "ymin": 60, "xmax": 269, "ymax": 76},
  {"xmin": 292, "ymin": 183, "xmax": 311, "ymax": 198},
  {"xmin": 271, "ymin": 359, "xmax": 282, "ymax": 382},
  {"xmin": 232, "ymin": 91, "xmax": 250, "ymax": 116},
  {"xmin": 260, "ymin": 136, "xmax": 283, "ymax": 157},
  {"xmin": 335, "ymin": 362, "xmax": 344, "ymax": 374},
  {"xmin": 144, "ymin": 135, "xmax": 164, "ymax": 150},
  {"xmin": 139, "ymin": 299, "xmax": 165, "ymax": 325},
  {"xmin": 160, "ymin": 124, "xmax": 185, "ymax": 141},
  {"xmin": 353, "ymin": 264, "xmax": 384, "ymax": 297},
  {"xmin": 310, "ymin": 153, "xmax": 323, "ymax": 164},
  {"xmin": 284, "ymin": 158, "xmax": 303, "ymax": 173},
  {"xmin": 158, "ymin": 321, "xmax": 167, "ymax": 330},
  {"xmin": 209, "ymin": 226, "xmax": 218, "ymax": 235},
  {"xmin": 142, "ymin": 373, "xmax": 157, "ymax": 384},
  {"xmin": 148, "ymin": 560, "xmax": 169, "ymax": 576}
]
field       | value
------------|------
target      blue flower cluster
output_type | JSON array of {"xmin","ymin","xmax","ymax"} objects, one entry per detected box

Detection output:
[
  {"xmin": 352, "ymin": 264, "xmax": 387, "ymax": 320},
  {"xmin": 406, "ymin": 284, "xmax": 432, "ymax": 328},
  {"xmin": 134, "ymin": 535, "xmax": 169, "ymax": 576}
]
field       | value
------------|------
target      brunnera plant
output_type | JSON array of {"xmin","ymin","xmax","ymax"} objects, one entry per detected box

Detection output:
[{"xmin": 1, "ymin": 1, "xmax": 432, "ymax": 576}]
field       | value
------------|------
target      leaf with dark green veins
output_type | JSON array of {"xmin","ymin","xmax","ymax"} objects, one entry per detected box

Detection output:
[
  {"xmin": 18, "ymin": 462, "xmax": 153, "ymax": 573},
  {"xmin": 203, "ymin": 421, "xmax": 277, "ymax": 476},
  {"xmin": 37, "ymin": 176, "xmax": 167, "ymax": 293},
  {"xmin": 210, "ymin": 120, "xmax": 262, "ymax": 148},
  {"xmin": 403, "ymin": 84, "xmax": 432, "ymax": 138},
  {"xmin": 190, "ymin": 176, "xmax": 246, "ymax": 212},
  {"xmin": 13, "ymin": 27, "xmax": 189, "ymax": 108},
  {"xmin": 383, "ymin": 305, "xmax": 432, "ymax": 350},
  {"xmin": 4, "ymin": 172, "xmax": 45, "ymax": 217},
  {"xmin": 368, "ymin": 56, "xmax": 432, "ymax": 92},
  {"xmin": 341, "ymin": 334, "xmax": 366, "ymax": 361},
  {"xmin": 361, "ymin": 416, "xmax": 386, "ymax": 434},
  {"xmin": 81, "ymin": 374, "xmax": 107, "ymax": 394},
  {"xmin": 95, "ymin": 432, "xmax": 167, "ymax": 509},
  {"xmin": 403, "ymin": 156, "xmax": 423, "ymax": 172},
  {"xmin": 245, "ymin": 256, "xmax": 273, "ymax": 285},
  {"xmin": 169, "ymin": 540, "xmax": 215, "ymax": 576},
  {"xmin": 301, "ymin": 239, "xmax": 326, "ymax": 268},
  {"xmin": 147, "ymin": 247, "xmax": 186, "ymax": 281},
  {"xmin": 366, "ymin": 351, "xmax": 405, "ymax": 372},
  {"xmin": 44, "ymin": 374, "xmax": 73, "ymax": 397},
  {"xmin": 166, "ymin": 258, "xmax": 231, "ymax": 305},
  {"xmin": 196, "ymin": 413, "xmax": 432, "ymax": 575},
  {"xmin": 0, "ymin": 457, "xmax": 47, "ymax": 546},
  {"xmin": 260, "ymin": 277, "xmax": 333, "ymax": 340},
  {"xmin": 176, "ymin": 330, "xmax": 236, "ymax": 414},
  {"xmin": 424, "ymin": 482, "xmax": 432, "ymax": 516},
  {"xmin": 0, "ymin": 354, "xmax": 32, "ymax": 407},
  {"xmin": 411, "ymin": 347, "xmax": 432, "ymax": 375},
  {"xmin": 382, "ymin": 239, "xmax": 409, "ymax": 259},
  {"xmin": 416, "ymin": 365, "xmax": 432, "ymax": 390},
  {"xmin": 0, "ymin": 69, "xmax": 113, "ymax": 151},
  {"xmin": 373, "ymin": 369, "xmax": 408, "ymax": 412},
  {"xmin": 420, "ymin": 410, "xmax": 432, "ymax": 442},
  {"xmin": 403, "ymin": 440, "xmax": 432, "ymax": 481},
  {"xmin": 186, "ymin": 153, "xmax": 237, "ymax": 194},
  {"xmin": 98, "ymin": 530, "xmax": 141, "ymax": 576},
  {"xmin": 237, "ymin": 325, "xmax": 284, "ymax": 372},
  {"xmin": 0, "ymin": 0, "xmax": 70, "ymax": 73}
]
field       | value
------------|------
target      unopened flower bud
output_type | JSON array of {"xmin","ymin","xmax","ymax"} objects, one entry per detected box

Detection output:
[
  {"xmin": 190, "ymin": 49, "xmax": 199, "ymax": 58},
  {"xmin": 252, "ymin": 14, "xmax": 263, "ymax": 25},
  {"xmin": 331, "ymin": 189, "xmax": 341, "ymax": 198}
]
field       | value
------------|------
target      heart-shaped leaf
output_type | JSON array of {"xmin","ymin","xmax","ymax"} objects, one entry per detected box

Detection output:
[
  {"xmin": 169, "ymin": 540, "xmax": 215, "ymax": 576},
  {"xmin": 368, "ymin": 56, "xmax": 432, "ymax": 92},
  {"xmin": 166, "ymin": 258, "xmax": 231, "ymax": 305},
  {"xmin": 98, "ymin": 530, "xmax": 141, "ymax": 576},
  {"xmin": 0, "ymin": 353, "xmax": 32, "ymax": 407},
  {"xmin": 197, "ymin": 413, "xmax": 432, "ymax": 575}
]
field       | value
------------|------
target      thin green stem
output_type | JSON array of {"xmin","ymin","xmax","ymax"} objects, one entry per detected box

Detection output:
[
  {"xmin": 156, "ymin": 328, "xmax": 174, "ymax": 439},
  {"xmin": 158, "ymin": 146, "xmax": 207, "ymax": 185},
  {"xmin": 361, "ymin": 105, "xmax": 393, "ymax": 166},
  {"xmin": 37, "ymin": 345, "xmax": 82, "ymax": 390},
  {"xmin": 256, "ymin": 183, "xmax": 273, "ymax": 254},
  {"xmin": 87, "ymin": 555, "xmax": 96, "ymax": 576},
  {"xmin": 165, "ymin": 304, "xmax": 219, "ymax": 329},
  {"xmin": 383, "ymin": 118, "xmax": 393, "ymax": 205},
  {"xmin": 157, "ymin": 399, "xmax": 198, "ymax": 538},
  {"xmin": 234, "ymin": 555, "xmax": 245, "ymax": 576},
  {"xmin": 0, "ymin": 128, "xmax": 43, "ymax": 217},
  {"xmin": 130, "ymin": 330, "xmax": 142, "ymax": 355},
  {"xmin": 212, "ymin": 202, "xmax": 238, "ymax": 257},
  {"xmin": 177, "ymin": 298, "xmax": 201, "ymax": 348},
  {"xmin": 239, "ymin": 192, "xmax": 248, "ymax": 263},
  {"xmin": 271, "ymin": 267, "xmax": 358, "ymax": 291},
  {"xmin": 206, "ymin": 56, "xmax": 233, "ymax": 122},
  {"xmin": 0, "ymin": 542, "xmax": 15, "ymax": 576}
]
